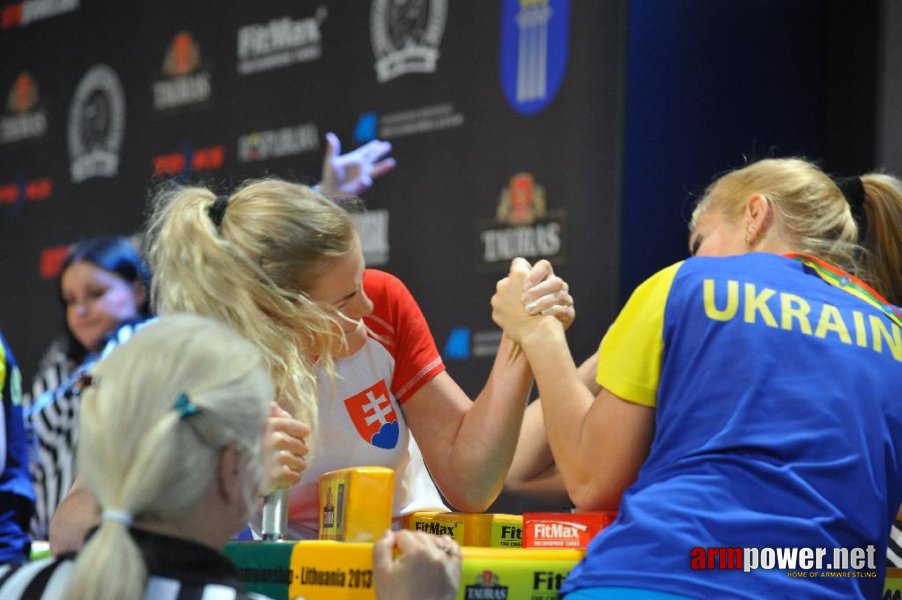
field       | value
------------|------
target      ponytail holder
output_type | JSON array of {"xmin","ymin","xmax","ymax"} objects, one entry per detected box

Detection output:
[
  {"xmin": 834, "ymin": 176, "xmax": 868, "ymax": 243},
  {"xmin": 173, "ymin": 392, "xmax": 200, "ymax": 420},
  {"xmin": 208, "ymin": 195, "xmax": 230, "ymax": 229},
  {"xmin": 101, "ymin": 510, "xmax": 133, "ymax": 527}
]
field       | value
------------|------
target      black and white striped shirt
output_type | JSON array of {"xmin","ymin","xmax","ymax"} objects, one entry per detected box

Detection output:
[
  {"xmin": 0, "ymin": 528, "xmax": 271, "ymax": 599},
  {"xmin": 25, "ymin": 320, "xmax": 152, "ymax": 540},
  {"xmin": 890, "ymin": 521, "xmax": 902, "ymax": 567}
]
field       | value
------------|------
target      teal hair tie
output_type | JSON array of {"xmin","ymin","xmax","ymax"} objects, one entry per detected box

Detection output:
[{"xmin": 173, "ymin": 393, "xmax": 199, "ymax": 420}]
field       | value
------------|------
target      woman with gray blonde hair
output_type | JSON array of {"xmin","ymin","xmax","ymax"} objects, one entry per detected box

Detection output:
[
  {"xmin": 0, "ymin": 315, "xmax": 272, "ymax": 599},
  {"xmin": 493, "ymin": 158, "xmax": 902, "ymax": 598}
]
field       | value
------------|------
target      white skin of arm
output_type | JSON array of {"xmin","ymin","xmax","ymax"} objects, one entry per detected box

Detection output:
[
  {"xmin": 492, "ymin": 259, "xmax": 655, "ymax": 511},
  {"xmin": 402, "ymin": 261, "xmax": 575, "ymax": 513},
  {"xmin": 48, "ymin": 478, "xmax": 98, "ymax": 555},
  {"xmin": 504, "ymin": 351, "xmax": 600, "ymax": 505}
]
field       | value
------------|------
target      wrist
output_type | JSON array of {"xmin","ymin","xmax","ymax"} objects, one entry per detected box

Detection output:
[{"xmin": 521, "ymin": 316, "xmax": 564, "ymax": 351}]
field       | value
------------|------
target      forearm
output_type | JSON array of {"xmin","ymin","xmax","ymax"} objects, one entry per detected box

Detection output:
[
  {"xmin": 444, "ymin": 334, "xmax": 533, "ymax": 511},
  {"xmin": 519, "ymin": 319, "xmax": 598, "ymax": 500}
]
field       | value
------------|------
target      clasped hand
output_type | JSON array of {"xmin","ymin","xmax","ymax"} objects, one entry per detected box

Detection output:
[
  {"xmin": 492, "ymin": 257, "xmax": 574, "ymax": 344},
  {"xmin": 260, "ymin": 401, "xmax": 310, "ymax": 496}
]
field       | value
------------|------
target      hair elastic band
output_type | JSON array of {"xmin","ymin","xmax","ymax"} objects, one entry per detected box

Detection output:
[
  {"xmin": 208, "ymin": 195, "xmax": 230, "ymax": 229},
  {"xmin": 173, "ymin": 393, "xmax": 200, "ymax": 420},
  {"xmin": 834, "ymin": 176, "xmax": 868, "ymax": 243},
  {"xmin": 101, "ymin": 510, "xmax": 133, "ymax": 527}
]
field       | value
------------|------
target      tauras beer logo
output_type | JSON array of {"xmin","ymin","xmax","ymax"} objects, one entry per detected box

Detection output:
[
  {"xmin": 153, "ymin": 31, "xmax": 211, "ymax": 111},
  {"xmin": 371, "ymin": 0, "xmax": 447, "ymax": 82},
  {"xmin": 68, "ymin": 65, "xmax": 125, "ymax": 183},
  {"xmin": 1, "ymin": 72, "xmax": 47, "ymax": 144},
  {"xmin": 465, "ymin": 570, "xmax": 508, "ymax": 599},
  {"xmin": 479, "ymin": 173, "xmax": 565, "ymax": 268}
]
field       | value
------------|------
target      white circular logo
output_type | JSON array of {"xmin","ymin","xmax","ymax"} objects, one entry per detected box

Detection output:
[
  {"xmin": 68, "ymin": 65, "xmax": 126, "ymax": 183},
  {"xmin": 371, "ymin": 0, "xmax": 447, "ymax": 83}
]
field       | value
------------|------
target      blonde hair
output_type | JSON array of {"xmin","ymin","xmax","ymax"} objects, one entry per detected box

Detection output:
[
  {"xmin": 859, "ymin": 173, "xmax": 902, "ymax": 305},
  {"xmin": 145, "ymin": 179, "xmax": 357, "ymax": 441},
  {"xmin": 64, "ymin": 314, "xmax": 272, "ymax": 600},
  {"xmin": 690, "ymin": 158, "xmax": 860, "ymax": 276}
]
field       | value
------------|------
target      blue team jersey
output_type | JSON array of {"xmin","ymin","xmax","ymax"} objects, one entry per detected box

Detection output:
[
  {"xmin": 0, "ymin": 332, "xmax": 33, "ymax": 564},
  {"xmin": 563, "ymin": 253, "xmax": 902, "ymax": 599}
]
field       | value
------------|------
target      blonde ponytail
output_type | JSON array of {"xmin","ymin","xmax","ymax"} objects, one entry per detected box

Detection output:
[{"xmin": 145, "ymin": 179, "xmax": 357, "ymax": 445}]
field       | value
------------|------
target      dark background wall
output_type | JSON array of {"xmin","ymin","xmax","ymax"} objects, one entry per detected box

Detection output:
[
  {"xmin": 880, "ymin": 0, "xmax": 902, "ymax": 172},
  {"xmin": 620, "ymin": 0, "xmax": 879, "ymax": 300},
  {"xmin": 0, "ymin": 0, "xmax": 888, "ymax": 399}
]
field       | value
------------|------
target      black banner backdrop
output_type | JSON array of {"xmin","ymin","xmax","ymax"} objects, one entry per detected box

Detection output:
[{"xmin": 0, "ymin": 0, "xmax": 627, "ymax": 395}]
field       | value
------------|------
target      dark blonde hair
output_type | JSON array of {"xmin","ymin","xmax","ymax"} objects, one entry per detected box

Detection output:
[
  {"xmin": 859, "ymin": 174, "xmax": 902, "ymax": 305},
  {"xmin": 145, "ymin": 179, "xmax": 357, "ymax": 441},
  {"xmin": 690, "ymin": 158, "xmax": 859, "ymax": 275},
  {"xmin": 691, "ymin": 158, "xmax": 902, "ymax": 305}
]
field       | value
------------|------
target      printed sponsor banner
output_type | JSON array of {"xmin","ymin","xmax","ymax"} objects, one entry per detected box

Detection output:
[
  {"xmin": 351, "ymin": 209, "xmax": 389, "ymax": 266},
  {"xmin": 0, "ymin": 176, "xmax": 52, "ymax": 206},
  {"xmin": 354, "ymin": 104, "xmax": 464, "ymax": 144},
  {"xmin": 152, "ymin": 31, "xmax": 212, "ymax": 112},
  {"xmin": 478, "ymin": 173, "xmax": 566, "ymax": 270},
  {"xmin": 238, "ymin": 122, "xmax": 319, "ymax": 163},
  {"xmin": 152, "ymin": 144, "xmax": 224, "ymax": 178},
  {"xmin": 237, "ymin": 8, "xmax": 327, "ymax": 75},
  {"xmin": 371, "ymin": 0, "xmax": 447, "ymax": 82},
  {"xmin": 68, "ymin": 65, "xmax": 126, "ymax": 183},
  {"xmin": 500, "ymin": 0, "xmax": 569, "ymax": 115},
  {"xmin": 1, "ymin": 0, "xmax": 79, "ymax": 30},
  {"xmin": 1, "ymin": 72, "xmax": 48, "ymax": 145}
]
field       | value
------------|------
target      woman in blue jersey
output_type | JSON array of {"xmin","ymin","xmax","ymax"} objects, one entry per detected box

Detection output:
[
  {"xmin": 492, "ymin": 158, "xmax": 902, "ymax": 599},
  {"xmin": 0, "ymin": 332, "xmax": 32, "ymax": 565}
]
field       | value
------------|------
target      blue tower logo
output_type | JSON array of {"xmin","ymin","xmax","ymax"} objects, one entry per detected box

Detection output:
[{"xmin": 500, "ymin": 0, "xmax": 569, "ymax": 116}]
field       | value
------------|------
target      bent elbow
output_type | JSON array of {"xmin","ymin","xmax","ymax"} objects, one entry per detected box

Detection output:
[
  {"xmin": 568, "ymin": 480, "xmax": 623, "ymax": 513},
  {"xmin": 443, "ymin": 488, "xmax": 497, "ymax": 514}
]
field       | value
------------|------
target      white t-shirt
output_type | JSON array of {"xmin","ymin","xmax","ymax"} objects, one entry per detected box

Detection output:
[{"xmin": 255, "ymin": 269, "xmax": 448, "ymax": 539}]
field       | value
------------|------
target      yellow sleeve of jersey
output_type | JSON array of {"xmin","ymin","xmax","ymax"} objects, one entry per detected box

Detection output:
[{"xmin": 596, "ymin": 262, "xmax": 682, "ymax": 407}]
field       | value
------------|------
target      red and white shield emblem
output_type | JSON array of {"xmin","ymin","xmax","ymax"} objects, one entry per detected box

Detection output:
[{"xmin": 343, "ymin": 380, "xmax": 399, "ymax": 449}]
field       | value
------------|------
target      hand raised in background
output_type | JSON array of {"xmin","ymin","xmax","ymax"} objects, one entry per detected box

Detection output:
[{"xmin": 319, "ymin": 132, "xmax": 396, "ymax": 197}]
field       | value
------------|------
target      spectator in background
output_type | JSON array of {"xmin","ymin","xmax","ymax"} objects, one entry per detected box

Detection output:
[
  {"xmin": 0, "ymin": 331, "xmax": 33, "ymax": 565},
  {"xmin": 26, "ymin": 236, "xmax": 152, "ymax": 540}
]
